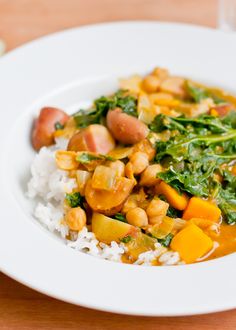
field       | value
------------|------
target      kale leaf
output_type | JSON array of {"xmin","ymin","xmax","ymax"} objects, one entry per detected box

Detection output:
[
  {"xmin": 185, "ymin": 81, "xmax": 226, "ymax": 104},
  {"xmin": 54, "ymin": 122, "xmax": 65, "ymax": 130},
  {"xmin": 159, "ymin": 195, "xmax": 181, "ymax": 218},
  {"xmin": 114, "ymin": 213, "xmax": 127, "ymax": 223},
  {"xmin": 76, "ymin": 152, "xmax": 114, "ymax": 164},
  {"xmin": 153, "ymin": 111, "xmax": 236, "ymax": 224},
  {"xmin": 120, "ymin": 235, "xmax": 133, "ymax": 243},
  {"xmin": 157, "ymin": 233, "xmax": 174, "ymax": 247},
  {"xmin": 65, "ymin": 192, "xmax": 84, "ymax": 208},
  {"xmin": 73, "ymin": 90, "xmax": 137, "ymax": 127},
  {"xmin": 150, "ymin": 113, "xmax": 231, "ymax": 135}
]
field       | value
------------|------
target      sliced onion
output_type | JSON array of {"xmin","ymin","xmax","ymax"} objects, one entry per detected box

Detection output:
[
  {"xmin": 76, "ymin": 170, "xmax": 91, "ymax": 195},
  {"xmin": 150, "ymin": 216, "xmax": 175, "ymax": 239},
  {"xmin": 91, "ymin": 165, "xmax": 117, "ymax": 191}
]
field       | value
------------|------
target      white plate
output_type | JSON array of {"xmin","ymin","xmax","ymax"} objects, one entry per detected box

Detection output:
[{"xmin": 0, "ymin": 22, "xmax": 236, "ymax": 316}]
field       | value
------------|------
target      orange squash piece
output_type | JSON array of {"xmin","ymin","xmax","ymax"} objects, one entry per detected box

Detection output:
[
  {"xmin": 183, "ymin": 197, "xmax": 221, "ymax": 222},
  {"xmin": 155, "ymin": 181, "xmax": 188, "ymax": 210},
  {"xmin": 171, "ymin": 224, "xmax": 213, "ymax": 263},
  {"xmin": 232, "ymin": 165, "xmax": 236, "ymax": 176}
]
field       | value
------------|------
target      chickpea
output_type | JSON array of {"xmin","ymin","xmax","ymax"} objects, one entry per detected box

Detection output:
[
  {"xmin": 146, "ymin": 199, "xmax": 169, "ymax": 224},
  {"xmin": 152, "ymin": 67, "xmax": 169, "ymax": 81},
  {"xmin": 142, "ymin": 75, "xmax": 161, "ymax": 93},
  {"xmin": 122, "ymin": 194, "xmax": 139, "ymax": 213},
  {"xmin": 160, "ymin": 77, "xmax": 186, "ymax": 97},
  {"xmin": 107, "ymin": 160, "xmax": 125, "ymax": 177},
  {"xmin": 126, "ymin": 207, "xmax": 148, "ymax": 227},
  {"xmin": 140, "ymin": 164, "xmax": 163, "ymax": 187},
  {"xmin": 132, "ymin": 139, "xmax": 156, "ymax": 161},
  {"xmin": 148, "ymin": 215, "xmax": 164, "ymax": 225},
  {"xmin": 129, "ymin": 152, "xmax": 149, "ymax": 175},
  {"xmin": 65, "ymin": 207, "xmax": 86, "ymax": 231}
]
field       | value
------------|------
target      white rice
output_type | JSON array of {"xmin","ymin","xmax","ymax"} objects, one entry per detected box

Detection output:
[{"xmin": 27, "ymin": 138, "xmax": 181, "ymax": 266}]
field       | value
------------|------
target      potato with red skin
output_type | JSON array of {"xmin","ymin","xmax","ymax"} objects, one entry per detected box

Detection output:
[
  {"xmin": 106, "ymin": 108, "xmax": 149, "ymax": 144},
  {"xmin": 68, "ymin": 124, "xmax": 115, "ymax": 154},
  {"xmin": 211, "ymin": 104, "xmax": 234, "ymax": 117},
  {"xmin": 32, "ymin": 107, "xmax": 69, "ymax": 150}
]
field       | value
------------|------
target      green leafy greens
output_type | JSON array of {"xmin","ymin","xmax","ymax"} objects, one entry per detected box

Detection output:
[
  {"xmin": 114, "ymin": 213, "xmax": 127, "ymax": 223},
  {"xmin": 185, "ymin": 81, "xmax": 226, "ymax": 104},
  {"xmin": 150, "ymin": 111, "xmax": 236, "ymax": 224},
  {"xmin": 54, "ymin": 122, "xmax": 64, "ymax": 130},
  {"xmin": 120, "ymin": 235, "xmax": 133, "ymax": 243},
  {"xmin": 73, "ymin": 90, "xmax": 137, "ymax": 128},
  {"xmin": 157, "ymin": 233, "xmax": 174, "ymax": 247},
  {"xmin": 76, "ymin": 152, "xmax": 114, "ymax": 164},
  {"xmin": 65, "ymin": 192, "xmax": 84, "ymax": 208}
]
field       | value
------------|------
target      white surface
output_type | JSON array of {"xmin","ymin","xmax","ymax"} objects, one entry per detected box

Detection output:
[{"xmin": 0, "ymin": 22, "xmax": 236, "ymax": 316}]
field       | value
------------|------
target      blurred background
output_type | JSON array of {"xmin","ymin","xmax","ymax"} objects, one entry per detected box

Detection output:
[{"xmin": 0, "ymin": 0, "xmax": 219, "ymax": 51}]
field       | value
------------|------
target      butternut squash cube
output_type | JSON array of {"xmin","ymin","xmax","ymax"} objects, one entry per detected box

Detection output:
[
  {"xmin": 155, "ymin": 181, "xmax": 188, "ymax": 210},
  {"xmin": 183, "ymin": 197, "xmax": 221, "ymax": 222},
  {"xmin": 171, "ymin": 224, "xmax": 213, "ymax": 263}
]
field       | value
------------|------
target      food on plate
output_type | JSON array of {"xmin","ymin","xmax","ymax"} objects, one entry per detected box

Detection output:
[{"xmin": 27, "ymin": 67, "xmax": 236, "ymax": 266}]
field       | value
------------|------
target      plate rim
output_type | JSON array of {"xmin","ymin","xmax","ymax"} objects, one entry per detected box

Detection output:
[{"xmin": 0, "ymin": 21, "xmax": 236, "ymax": 316}]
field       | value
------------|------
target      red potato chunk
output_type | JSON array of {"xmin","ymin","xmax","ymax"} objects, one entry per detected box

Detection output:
[
  {"xmin": 32, "ymin": 107, "xmax": 69, "ymax": 150},
  {"xmin": 67, "ymin": 124, "xmax": 115, "ymax": 154},
  {"xmin": 211, "ymin": 104, "xmax": 234, "ymax": 117},
  {"xmin": 106, "ymin": 108, "xmax": 149, "ymax": 144}
]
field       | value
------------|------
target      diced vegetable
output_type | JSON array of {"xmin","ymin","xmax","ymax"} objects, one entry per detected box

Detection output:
[
  {"xmin": 170, "ymin": 224, "xmax": 213, "ymax": 263},
  {"xmin": 92, "ymin": 213, "xmax": 138, "ymax": 244},
  {"xmin": 183, "ymin": 197, "xmax": 221, "ymax": 222},
  {"xmin": 119, "ymin": 75, "xmax": 142, "ymax": 93},
  {"xmin": 107, "ymin": 160, "xmax": 125, "ymax": 177},
  {"xmin": 68, "ymin": 124, "xmax": 115, "ymax": 154},
  {"xmin": 189, "ymin": 218, "xmax": 216, "ymax": 229},
  {"xmin": 55, "ymin": 150, "xmax": 78, "ymax": 170},
  {"xmin": 76, "ymin": 170, "xmax": 92, "ymax": 195},
  {"xmin": 149, "ymin": 216, "xmax": 175, "ymax": 239},
  {"xmin": 155, "ymin": 181, "xmax": 189, "ymax": 211},
  {"xmin": 232, "ymin": 165, "xmax": 236, "ymax": 176},
  {"xmin": 137, "ymin": 92, "xmax": 159, "ymax": 124},
  {"xmin": 160, "ymin": 77, "xmax": 186, "ymax": 97},
  {"xmin": 125, "ymin": 232, "xmax": 156, "ymax": 260},
  {"xmin": 142, "ymin": 75, "xmax": 161, "ymax": 93},
  {"xmin": 107, "ymin": 147, "xmax": 133, "ymax": 160},
  {"xmin": 91, "ymin": 165, "xmax": 117, "ymax": 191},
  {"xmin": 85, "ymin": 177, "xmax": 135, "ymax": 215}
]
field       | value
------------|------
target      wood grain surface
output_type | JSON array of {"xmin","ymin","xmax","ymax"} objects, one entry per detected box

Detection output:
[{"xmin": 1, "ymin": 0, "xmax": 236, "ymax": 329}]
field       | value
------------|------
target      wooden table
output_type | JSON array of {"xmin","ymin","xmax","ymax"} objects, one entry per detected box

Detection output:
[{"xmin": 1, "ymin": 0, "xmax": 236, "ymax": 328}]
